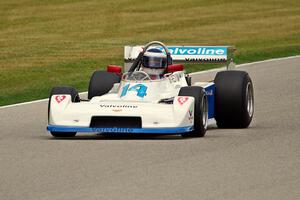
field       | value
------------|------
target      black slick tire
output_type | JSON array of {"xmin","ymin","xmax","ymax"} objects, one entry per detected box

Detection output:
[
  {"xmin": 214, "ymin": 70, "xmax": 254, "ymax": 128},
  {"xmin": 179, "ymin": 86, "xmax": 208, "ymax": 137},
  {"xmin": 88, "ymin": 71, "xmax": 121, "ymax": 99},
  {"xmin": 48, "ymin": 86, "xmax": 79, "ymax": 137}
]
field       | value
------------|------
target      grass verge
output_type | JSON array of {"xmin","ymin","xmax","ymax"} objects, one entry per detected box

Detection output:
[{"xmin": 0, "ymin": 0, "xmax": 299, "ymax": 106}]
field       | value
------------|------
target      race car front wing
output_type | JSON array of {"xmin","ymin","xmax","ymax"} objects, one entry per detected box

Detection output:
[{"xmin": 47, "ymin": 125, "xmax": 194, "ymax": 134}]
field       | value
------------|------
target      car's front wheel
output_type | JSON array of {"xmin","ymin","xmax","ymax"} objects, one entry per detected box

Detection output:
[
  {"xmin": 179, "ymin": 86, "xmax": 208, "ymax": 137},
  {"xmin": 50, "ymin": 132, "xmax": 76, "ymax": 138},
  {"xmin": 214, "ymin": 70, "xmax": 254, "ymax": 128},
  {"xmin": 88, "ymin": 71, "xmax": 121, "ymax": 99},
  {"xmin": 48, "ymin": 86, "xmax": 79, "ymax": 138}
]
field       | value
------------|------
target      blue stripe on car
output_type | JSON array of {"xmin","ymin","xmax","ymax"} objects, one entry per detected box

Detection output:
[
  {"xmin": 47, "ymin": 125, "xmax": 194, "ymax": 134},
  {"xmin": 204, "ymin": 84, "xmax": 215, "ymax": 119}
]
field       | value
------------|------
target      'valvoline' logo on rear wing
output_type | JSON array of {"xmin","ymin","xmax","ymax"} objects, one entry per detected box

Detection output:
[
  {"xmin": 163, "ymin": 46, "xmax": 226, "ymax": 56},
  {"xmin": 124, "ymin": 45, "xmax": 231, "ymax": 64}
]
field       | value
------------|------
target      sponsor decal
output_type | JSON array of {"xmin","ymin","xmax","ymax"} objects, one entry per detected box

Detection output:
[
  {"xmin": 168, "ymin": 47, "xmax": 226, "ymax": 55},
  {"xmin": 112, "ymin": 109, "xmax": 122, "ymax": 112},
  {"xmin": 178, "ymin": 97, "xmax": 189, "ymax": 105},
  {"xmin": 188, "ymin": 108, "xmax": 194, "ymax": 122},
  {"xmin": 55, "ymin": 95, "xmax": 66, "ymax": 103},
  {"xmin": 185, "ymin": 58, "xmax": 226, "ymax": 62},
  {"xmin": 168, "ymin": 74, "xmax": 180, "ymax": 83},
  {"xmin": 206, "ymin": 89, "xmax": 213, "ymax": 96},
  {"xmin": 92, "ymin": 127, "xmax": 133, "ymax": 133},
  {"xmin": 121, "ymin": 84, "xmax": 147, "ymax": 98},
  {"xmin": 188, "ymin": 109, "xmax": 192, "ymax": 117},
  {"xmin": 158, "ymin": 46, "xmax": 227, "ymax": 56},
  {"xmin": 100, "ymin": 104, "xmax": 138, "ymax": 108}
]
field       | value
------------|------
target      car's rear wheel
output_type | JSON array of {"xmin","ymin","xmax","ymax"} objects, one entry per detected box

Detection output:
[
  {"xmin": 48, "ymin": 86, "xmax": 79, "ymax": 137},
  {"xmin": 88, "ymin": 71, "xmax": 121, "ymax": 99},
  {"xmin": 214, "ymin": 70, "xmax": 254, "ymax": 128},
  {"xmin": 179, "ymin": 86, "xmax": 208, "ymax": 137}
]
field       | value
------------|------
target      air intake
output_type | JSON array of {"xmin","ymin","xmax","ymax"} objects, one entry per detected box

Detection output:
[{"xmin": 90, "ymin": 116, "xmax": 142, "ymax": 128}]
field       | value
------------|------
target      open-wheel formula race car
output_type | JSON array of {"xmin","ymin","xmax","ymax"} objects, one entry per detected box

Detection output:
[{"xmin": 47, "ymin": 41, "xmax": 254, "ymax": 137}]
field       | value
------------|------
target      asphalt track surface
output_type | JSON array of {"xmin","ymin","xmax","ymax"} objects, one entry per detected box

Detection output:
[{"xmin": 1, "ymin": 57, "xmax": 300, "ymax": 200}]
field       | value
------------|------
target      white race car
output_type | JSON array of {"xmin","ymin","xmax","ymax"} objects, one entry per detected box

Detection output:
[{"xmin": 47, "ymin": 41, "xmax": 254, "ymax": 137}]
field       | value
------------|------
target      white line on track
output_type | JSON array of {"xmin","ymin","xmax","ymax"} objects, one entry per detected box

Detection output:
[
  {"xmin": 0, "ymin": 92, "xmax": 87, "ymax": 109},
  {"xmin": 189, "ymin": 55, "xmax": 300, "ymax": 75},
  {"xmin": 1, "ymin": 55, "xmax": 299, "ymax": 110}
]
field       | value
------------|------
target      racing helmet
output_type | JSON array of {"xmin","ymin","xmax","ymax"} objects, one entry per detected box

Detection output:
[{"xmin": 142, "ymin": 48, "xmax": 167, "ymax": 78}]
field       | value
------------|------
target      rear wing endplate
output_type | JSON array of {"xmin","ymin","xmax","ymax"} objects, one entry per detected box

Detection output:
[{"xmin": 124, "ymin": 45, "xmax": 236, "ymax": 71}]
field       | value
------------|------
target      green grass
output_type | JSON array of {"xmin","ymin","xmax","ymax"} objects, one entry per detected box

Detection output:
[{"xmin": 0, "ymin": 0, "xmax": 299, "ymax": 106}]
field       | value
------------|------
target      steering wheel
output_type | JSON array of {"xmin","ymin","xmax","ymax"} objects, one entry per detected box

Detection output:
[
  {"xmin": 129, "ymin": 71, "xmax": 151, "ymax": 81},
  {"xmin": 128, "ymin": 41, "xmax": 171, "ymax": 72}
]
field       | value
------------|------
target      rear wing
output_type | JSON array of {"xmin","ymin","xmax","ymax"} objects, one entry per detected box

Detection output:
[{"xmin": 124, "ymin": 45, "xmax": 236, "ymax": 71}]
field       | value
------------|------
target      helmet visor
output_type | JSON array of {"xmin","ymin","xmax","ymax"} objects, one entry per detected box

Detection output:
[{"xmin": 143, "ymin": 56, "xmax": 166, "ymax": 69}]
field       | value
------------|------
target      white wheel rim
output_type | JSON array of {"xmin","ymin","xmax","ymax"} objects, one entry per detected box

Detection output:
[
  {"xmin": 246, "ymin": 82, "xmax": 254, "ymax": 117},
  {"xmin": 201, "ymin": 95, "xmax": 208, "ymax": 129}
]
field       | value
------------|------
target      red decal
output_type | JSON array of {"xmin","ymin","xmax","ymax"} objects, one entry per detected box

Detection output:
[
  {"xmin": 55, "ymin": 95, "xmax": 66, "ymax": 103},
  {"xmin": 178, "ymin": 97, "xmax": 189, "ymax": 105}
]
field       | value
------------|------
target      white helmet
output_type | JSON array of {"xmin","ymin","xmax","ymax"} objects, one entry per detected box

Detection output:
[{"xmin": 142, "ymin": 48, "xmax": 167, "ymax": 78}]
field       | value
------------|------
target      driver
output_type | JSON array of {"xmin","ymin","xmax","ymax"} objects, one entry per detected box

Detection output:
[{"xmin": 141, "ymin": 48, "xmax": 167, "ymax": 79}]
